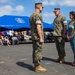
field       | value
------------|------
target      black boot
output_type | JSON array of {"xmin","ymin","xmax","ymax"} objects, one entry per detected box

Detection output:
[
  {"xmin": 60, "ymin": 57, "xmax": 65, "ymax": 63},
  {"xmin": 55, "ymin": 57, "xmax": 61, "ymax": 62}
]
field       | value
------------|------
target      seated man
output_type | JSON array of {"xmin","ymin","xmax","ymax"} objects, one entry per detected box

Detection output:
[
  {"xmin": 3, "ymin": 35, "xmax": 11, "ymax": 46},
  {"xmin": 11, "ymin": 34, "xmax": 19, "ymax": 45}
]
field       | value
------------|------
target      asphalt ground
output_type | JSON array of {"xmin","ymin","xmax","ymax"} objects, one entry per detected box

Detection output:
[{"xmin": 0, "ymin": 42, "xmax": 75, "ymax": 75}]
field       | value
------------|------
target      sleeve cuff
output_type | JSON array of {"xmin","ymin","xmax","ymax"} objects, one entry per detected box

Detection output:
[
  {"xmin": 36, "ymin": 20, "xmax": 42, "ymax": 24},
  {"xmin": 63, "ymin": 21, "xmax": 67, "ymax": 25}
]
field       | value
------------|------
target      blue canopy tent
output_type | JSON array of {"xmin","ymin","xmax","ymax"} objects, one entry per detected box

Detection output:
[
  {"xmin": 0, "ymin": 15, "xmax": 30, "ymax": 31},
  {"xmin": 0, "ymin": 15, "xmax": 54, "ymax": 31},
  {"xmin": 43, "ymin": 22, "xmax": 54, "ymax": 31}
]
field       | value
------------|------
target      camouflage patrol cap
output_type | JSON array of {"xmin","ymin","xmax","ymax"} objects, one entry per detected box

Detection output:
[
  {"xmin": 35, "ymin": 2, "xmax": 44, "ymax": 8},
  {"xmin": 53, "ymin": 8, "xmax": 60, "ymax": 12}
]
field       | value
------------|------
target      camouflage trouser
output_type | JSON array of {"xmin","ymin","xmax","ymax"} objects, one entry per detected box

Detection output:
[
  {"xmin": 32, "ymin": 40, "xmax": 44, "ymax": 66},
  {"xmin": 54, "ymin": 36, "xmax": 66, "ymax": 58}
]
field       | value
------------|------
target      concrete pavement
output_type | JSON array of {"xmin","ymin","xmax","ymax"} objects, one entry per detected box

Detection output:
[{"xmin": 0, "ymin": 42, "xmax": 75, "ymax": 75}]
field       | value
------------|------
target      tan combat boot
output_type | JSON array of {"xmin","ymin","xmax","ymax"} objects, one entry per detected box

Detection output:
[{"xmin": 34, "ymin": 65, "xmax": 47, "ymax": 72}]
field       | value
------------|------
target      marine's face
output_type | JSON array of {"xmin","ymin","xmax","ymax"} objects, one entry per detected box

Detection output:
[
  {"xmin": 39, "ymin": 5, "xmax": 43, "ymax": 13},
  {"xmin": 54, "ymin": 10, "xmax": 60, "ymax": 16}
]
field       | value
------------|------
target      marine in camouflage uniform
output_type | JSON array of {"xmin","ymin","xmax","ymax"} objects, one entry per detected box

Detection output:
[
  {"xmin": 53, "ymin": 8, "xmax": 67, "ymax": 63},
  {"xmin": 30, "ymin": 11, "xmax": 44, "ymax": 66},
  {"xmin": 30, "ymin": 3, "xmax": 47, "ymax": 72},
  {"xmin": 30, "ymin": 3, "xmax": 44, "ymax": 67}
]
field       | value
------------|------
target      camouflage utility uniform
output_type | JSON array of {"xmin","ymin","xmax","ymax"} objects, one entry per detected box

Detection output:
[
  {"xmin": 53, "ymin": 15, "xmax": 66, "ymax": 58},
  {"xmin": 30, "ymin": 12, "xmax": 44, "ymax": 66}
]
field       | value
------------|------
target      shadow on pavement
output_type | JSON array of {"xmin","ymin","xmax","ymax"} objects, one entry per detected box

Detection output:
[
  {"xmin": 64, "ymin": 62, "xmax": 72, "ymax": 65},
  {"xmin": 42, "ymin": 57, "xmax": 56, "ymax": 62},
  {"xmin": 42, "ymin": 57, "xmax": 71, "ymax": 65},
  {"xmin": 16, "ymin": 62, "xmax": 34, "ymax": 71}
]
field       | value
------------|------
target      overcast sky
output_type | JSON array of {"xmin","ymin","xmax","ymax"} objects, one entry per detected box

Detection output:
[{"xmin": 0, "ymin": 0, "xmax": 75, "ymax": 23}]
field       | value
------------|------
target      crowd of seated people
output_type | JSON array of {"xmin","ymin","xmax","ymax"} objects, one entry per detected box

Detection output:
[{"xmin": 0, "ymin": 30, "xmax": 30, "ymax": 46}]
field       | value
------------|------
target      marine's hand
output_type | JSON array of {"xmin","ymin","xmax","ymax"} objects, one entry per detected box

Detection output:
[
  {"xmin": 62, "ymin": 34, "xmax": 65, "ymax": 37},
  {"xmin": 67, "ymin": 36, "xmax": 72, "ymax": 40},
  {"xmin": 40, "ymin": 38, "xmax": 44, "ymax": 43}
]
